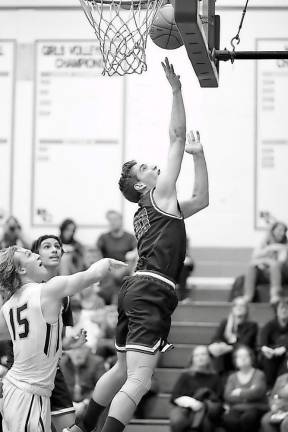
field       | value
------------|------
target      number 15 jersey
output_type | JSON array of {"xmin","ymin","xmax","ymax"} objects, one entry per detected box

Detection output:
[{"xmin": 2, "ymin": 283, "xmax": 62, "ymax": 397}]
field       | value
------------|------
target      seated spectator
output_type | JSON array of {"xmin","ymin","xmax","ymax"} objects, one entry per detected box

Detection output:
[
  {"xmin": 61, "ymin": 346, "xmax": 105, "ymax": 420},
  {"xmin": 244, "ymin": 221, "xmax": 288, "ymax": 304},
  {"xmin": 0, "ymin": 216, "xmax": 29, "ymax": 249},
  {"xmin": 260, "ymin": 298, "xmax": 288, "ymax": 388},
  {"xmin": 222, "ymin": 345, "xmax": 268, "ymax": 432},
  {"xmin": 96, "ymin": 305, "xmax": 118, "ymax": 369},
  {"xmin": 170, "ymin": 345, "xmax": 222, "ymax": 432},
  {"xmin": 262, "ymin": 360, "xmax": 288, "ymax": 432},
  {"xmin": 59, "ymin": 218, "xmax": 86, "ymax": 275},
  {"xmin": 209, "ymin": 297, "xmax": 258, "ymax": 375},
  {"xmin": 96, "ymin": 210, "xmax": 137, "ymax": 304},
  {"xmin": 66, "ymin": 299, "xmax": 103, "ymax": 354}
]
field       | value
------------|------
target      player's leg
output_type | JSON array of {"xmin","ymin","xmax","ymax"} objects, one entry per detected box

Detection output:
[
  {"xmin": 100, "ymin": 349, "xmax": 160, "ymax": 432},
  {"xmin": 65, "ymin": 351, "xmax": 127, "ymax": 432},
  {"xmin": 82, "ymin": 351, "xmax": 127, "ymax": 431}
]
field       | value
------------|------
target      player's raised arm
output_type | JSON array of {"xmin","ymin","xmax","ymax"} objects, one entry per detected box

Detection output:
[
  {"xmin": 42, "ymin": 258, "xmax": 127, "ymax": 300},
  {"xmin": 180, "ymin": 131, "xmax": 209, "ymax": 219},
  {"xmin": 0, "ymin": 309, "xmax": 11, "ymax": 341},
  {"xmin": 155, "ymin": 58, "xmax": 186, "ymax": 202}
]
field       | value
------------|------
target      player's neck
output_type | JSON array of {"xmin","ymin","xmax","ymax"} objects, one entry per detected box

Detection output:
[{"xmin": 45, "ymin": 266, "xmax": 59, "ymax": 279}]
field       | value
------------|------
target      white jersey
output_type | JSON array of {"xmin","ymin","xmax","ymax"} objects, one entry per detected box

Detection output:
[{"xmin": 2, "ymin": 283, "xmax": 62, "ymax": 397}]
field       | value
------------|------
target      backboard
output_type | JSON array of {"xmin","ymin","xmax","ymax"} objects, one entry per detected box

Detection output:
[{"xmin": 174, "ymin": 0, "xmax": 220, "ymax": 88}]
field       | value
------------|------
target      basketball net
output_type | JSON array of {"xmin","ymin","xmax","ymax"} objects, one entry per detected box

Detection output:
[{"xmin": 79, "ymin": 0, "xmax": 164, "ymax": 76}]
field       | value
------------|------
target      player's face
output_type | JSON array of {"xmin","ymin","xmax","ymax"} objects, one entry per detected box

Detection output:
[
  {"xmin": 38, "ymin": 238, "xmax": 62, "ymax": 268},
  {"xmin": 134, "ymin": 163, "xmax": 160, "ymax": 189},
  {"xmin": 14, "ymin": 248, "xmax": 48, "ymax": 282}
]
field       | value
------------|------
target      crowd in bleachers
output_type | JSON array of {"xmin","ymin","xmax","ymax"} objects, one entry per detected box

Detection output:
[{"xmin": 1, "ymin": 212, "xmax": 288, "ymax": 432}]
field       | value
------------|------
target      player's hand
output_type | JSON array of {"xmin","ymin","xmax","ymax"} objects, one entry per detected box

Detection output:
[
  {"xmin": 108, "ymin": 259, "xmax": 128, "ymax": 273},
  {"xmin": 161, "ymin": 57, "xmax": 181, "ymax": 92},
  {"xmin": 185, "ymin": 131, "xmax": 203, "ymax": 155},
  {"xmin": 65, "ymin": 329, "xmax": 87, "ymax": 350},
  {"xmin": 96, "ymin": 258, "xmax": 128, "ymax": 278}
]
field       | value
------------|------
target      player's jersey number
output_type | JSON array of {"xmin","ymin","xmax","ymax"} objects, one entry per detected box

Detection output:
[{"xmin": 9, "ymin": 303, "xmax": 30, "ymax": 340}]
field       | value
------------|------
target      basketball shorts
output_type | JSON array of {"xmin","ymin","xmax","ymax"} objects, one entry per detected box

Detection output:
[
  {"xmin": 115, "ymin": 271, "xmax": 178, "ymax": 354},
  {"xmin": 2, "ymin": 380, "xmax": 51, "ymax": 432},
  {"xmin": 51, "ymin": 367, "xmax": 75, "ymax": 417}
]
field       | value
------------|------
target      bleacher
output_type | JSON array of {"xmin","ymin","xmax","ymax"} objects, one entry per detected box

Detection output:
[{"xmin": 127, "ymin": 247, "xmax": 273, "ymax": 432}]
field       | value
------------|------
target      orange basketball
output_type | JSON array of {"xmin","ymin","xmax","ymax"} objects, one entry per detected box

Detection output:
[{"xmin": 149, "ymin": 4, "xmax": 183, "ymax": 50}]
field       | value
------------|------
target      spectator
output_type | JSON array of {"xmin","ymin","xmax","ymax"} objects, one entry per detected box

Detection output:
[
  {"xmin": 260, "ymin": 298, "xmax": 288, "ymax": 388},
  {"xmin": 244, "ymin": 221, "xmax": 288, "ymax": 304},
  {"xmin": 209, "ymin": 297, "xmax": 258, "ymax": 375},
  {"xmin": 65, "ymin": 299, "xmax": 103, "ymax": 354},
  {"xmin": 223, "ymin": 345, "xmax": 267, "ymax": 432},
  {"xmin": 97, "ymin": 210, "xmax": 137, "ymax": 304},
  {"xmin": 96, "ymin": 305, "xmax": 118, "ymax": 369},
  {"xmin": 61, "ymin": 346, "xmax": 105, "ymax": 419},
  {"xmin": 261, "ymin": 361, "xmax": 288, "ymax": 432},
  {"xmin": 170, "ymin": 345, "xmax": 222, "ymax": 432},
  {"xmin": 0, "ymin": 216, "xmax": 29, "ymax": 249},
  {"xmin": 59, "ymin": 218, "xmax": 86, "ymax": 275}
]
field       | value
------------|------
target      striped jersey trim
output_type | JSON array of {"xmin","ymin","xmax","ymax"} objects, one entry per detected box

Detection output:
[
  {"xmin": 115, "ymin": 340, "xmax": 174, "ymax": 354},
  {"xmin": 134, "ymin": 271, "xmax": 176, "ymax": 289},
  {"xmin": 25, "ymin": 395, "xmax": 35, "ymax": 432},
  {"xmin": 150, "ymin": 189, "xmax": 183, "ymax": 220}
]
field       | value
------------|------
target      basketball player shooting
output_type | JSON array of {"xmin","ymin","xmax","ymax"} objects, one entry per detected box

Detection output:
[
  {"xmin": 66, "ymin": 58, "xmax": 209, "ymax": 432},
  {"xmin": 0, "ymin": 247, "xmax": 126, "ymax": 432}
]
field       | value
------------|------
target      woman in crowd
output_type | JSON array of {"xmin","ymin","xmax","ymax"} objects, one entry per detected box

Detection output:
[
  {"xmin": 59, "ymin": 218, "xmax": 86, "ymax": 275},
  {"xmin": 170, "ymin": 345, "xmax": 222, "ymax": 432},
  {"xmin": 0, "ymin": 216, "xmax": 29, "ymax": 249},
  {"xmin": 261, "ymin": 358, "xmax": 288, "ymax": 432},
  {"xmin": 244, "ymin": 221, "xmax": 288, "ymax": 304},
  {"xmin": 260, "ymin": 298, "xmax": 288, "ymax": 388},
  {"xmin": 223, "ymin": 345, "xmax": 267, "ymax": 432},
  {"xmin": 209, "ymin": 297, "xmax": 258, "ymax": 375}
]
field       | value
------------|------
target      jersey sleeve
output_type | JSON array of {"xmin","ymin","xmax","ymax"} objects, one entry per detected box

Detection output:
[{"xmin": 62, "ymin": 297, "xmax": 74, "ymax": 327}]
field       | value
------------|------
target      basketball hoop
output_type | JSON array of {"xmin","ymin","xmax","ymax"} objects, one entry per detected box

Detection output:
[{"xmin": 79, "ymin": 0, "xmax": 164, "ymax": 76}]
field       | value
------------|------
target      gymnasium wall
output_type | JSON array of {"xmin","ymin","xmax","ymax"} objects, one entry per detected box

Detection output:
[{"xmin": 0, "ymin": 0, "xmax": 287, "ymax": 247}]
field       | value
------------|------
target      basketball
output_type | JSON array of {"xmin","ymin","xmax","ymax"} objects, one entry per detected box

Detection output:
[{"xmin": 149, "ymin": 4, "xmax": 183, "ymax": 50}]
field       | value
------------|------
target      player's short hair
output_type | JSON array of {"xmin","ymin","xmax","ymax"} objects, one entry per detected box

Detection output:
[
  {"xmin": 31, "ymin": 235, "xmax": 63, "ymax": 255},
  {"xmin": 0, "ymin": 246, "xmax": 21, "ymax": 299},
  {"xmin": 119, "ymin": 160, "xmax": 141, "ymax": 203}
]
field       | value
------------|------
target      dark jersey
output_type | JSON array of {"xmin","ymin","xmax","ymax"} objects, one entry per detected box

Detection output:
[{"xmin": 134, "ymin": 188, "xmax": 186, "ymax": 283}]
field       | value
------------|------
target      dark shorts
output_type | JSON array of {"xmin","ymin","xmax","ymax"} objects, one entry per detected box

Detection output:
[
  {"xmin": 115, "ymin": 273, "xmax": 178, "ymax": 354},
  {"xmin": 51, "ymin": 367, "xmax": 75, "ymax": 416}
]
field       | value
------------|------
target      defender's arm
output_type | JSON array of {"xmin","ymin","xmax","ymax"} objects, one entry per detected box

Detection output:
[
  {"xmin": 42, "ymin": 258, "xmax": 127, "ymax": 301},
  {"xmin": 180, "ymin": 131, "xmax": 209, "ymax": 219},
  {"xmin": 154, "ymin": 58, "xmax": 186, "ymax": 203}
]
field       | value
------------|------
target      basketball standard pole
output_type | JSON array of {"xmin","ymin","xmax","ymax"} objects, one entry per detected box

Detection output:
[{"xmin": 214, "ymin": 50, "xmax": 288, "ymax": 62}]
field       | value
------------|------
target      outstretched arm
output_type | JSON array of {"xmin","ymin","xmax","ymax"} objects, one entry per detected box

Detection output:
[
  {"xmin": 180, "ymin": 131, "xmax": 209, "ymax": 219},
  {"xmin": 42, "ymin": 258, "xmax": 127, "ymax": 301},
  {"xmin": 154, "ymin": 58, "xmax": 186, "ymax": 210}
]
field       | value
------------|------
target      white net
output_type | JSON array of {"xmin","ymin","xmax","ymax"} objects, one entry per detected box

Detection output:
[{"xmin": 79, "ymin": 0, "xmax": 164, "ymax": 76}]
